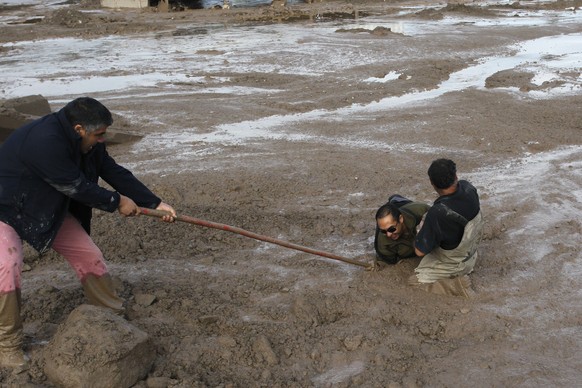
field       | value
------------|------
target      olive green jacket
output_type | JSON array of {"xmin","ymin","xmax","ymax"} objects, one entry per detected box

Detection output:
[{"xmin": 374, "ymin": 201, "xmax": 430, "ymax": 264}]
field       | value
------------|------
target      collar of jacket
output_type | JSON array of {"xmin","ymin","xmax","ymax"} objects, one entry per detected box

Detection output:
[
  {"xmin": 401, "ymin": 208, "xmax": 418, "ymax": 238},
  {"xmin": 57, "ymin": 108, "xmax": 82, "ymax": 139},
  {"xmin": 55, "ymin": 108, "xmax": 84, "ymax": 158}
]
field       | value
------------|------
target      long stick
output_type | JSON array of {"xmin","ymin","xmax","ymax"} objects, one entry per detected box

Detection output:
[{"xmin": 139, "ymin": 207, "xmax": 372, "ymax": 269}]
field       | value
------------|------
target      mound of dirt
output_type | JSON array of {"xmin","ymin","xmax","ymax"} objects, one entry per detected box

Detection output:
[
  {"xmin": 414, "ymin": 3, "xmax": 498, "ymax": 19},
  {"xmin": 41, "ymin": 9, "xmax": 96, "ymax": 27},
  {"xmin": 485, "ymin": 69, "xmax": 535, "ymax": 91}
]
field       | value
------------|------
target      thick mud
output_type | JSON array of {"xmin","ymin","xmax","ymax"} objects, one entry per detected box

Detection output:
[{"xmin": 1, "ymin": 0, "xmax": 581, "ymax": 386}]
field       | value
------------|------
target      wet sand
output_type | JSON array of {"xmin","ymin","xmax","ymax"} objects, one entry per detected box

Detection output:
[{"xmin": 1, "ymin": 0, "xmax": 582, "ymax": 386}]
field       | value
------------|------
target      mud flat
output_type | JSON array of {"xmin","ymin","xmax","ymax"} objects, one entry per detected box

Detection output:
[{"xmin": 0, "ymin": 0, "xmax": 581, "ymax": 386}]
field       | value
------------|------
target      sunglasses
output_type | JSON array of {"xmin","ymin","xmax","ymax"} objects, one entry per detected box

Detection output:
[{"xmin": 379, "ymin": 224, "xmax": 397, "ymax": 234}]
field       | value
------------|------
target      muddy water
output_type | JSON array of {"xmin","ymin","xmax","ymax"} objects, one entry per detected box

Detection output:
[
  {"xmin": 199, "ymin": 0, "xmax": 304, "ymax": 8},
  {"xmin": 1, "ymin": 1, "xmax": 582, "ymax": 386}
]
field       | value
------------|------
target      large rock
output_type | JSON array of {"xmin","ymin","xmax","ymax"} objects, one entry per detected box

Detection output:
[
  {"xmin": 43, "ymin": 304, "xmax": 156, "ymax": 388},
  {"xmin": 1, "ymin": 94, "xmax": 52, "ymax": 116},
  {"xmin": 0, "ymin": 95, "xmax": 51, "ymax": 142}
]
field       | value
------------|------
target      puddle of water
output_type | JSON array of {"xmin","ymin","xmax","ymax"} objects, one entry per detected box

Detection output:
[
  {"xmin": 6, "ymin": 72, "xmax": 193, "ymax": 96},
  {"xmin": 2, "ymin": 16, "xmax": 580, "ymax": 99},
  {"xmin": 4, "ymin": 20, "xmax": 575, "ymax": 177},
  {"xmin": 145, "ymin": 31, "xmax": 578, "ymax": 154},
  {"xmin": 1, "ymin": 9, "xmax": 580, "ymax": 168},
  {"xmin": 246, "ymin": 32, "xmax": 582, "ymax": 134}
]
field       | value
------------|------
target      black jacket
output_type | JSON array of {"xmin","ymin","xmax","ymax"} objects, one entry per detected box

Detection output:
[
  {"xmin": 414, "ymin": 180, "xmax": 480, "ymax": 253},
  {"xmin": 0, "ymin": 108, "xmax": 160, "ymax": 252}
]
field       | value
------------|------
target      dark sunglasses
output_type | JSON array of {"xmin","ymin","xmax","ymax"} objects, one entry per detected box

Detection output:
[{"xmin": 379, "ymin": 225, "xmax": 397, "ymax": 234}]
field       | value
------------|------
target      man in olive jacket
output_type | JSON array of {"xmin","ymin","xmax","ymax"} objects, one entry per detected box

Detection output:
[
  {"xmin": 374, "ymin": 195, "xmax": 430, "ymax": 264},
  {"xmin": 0, "ymin": 97, "xmax": 176, "ymax": 371}
]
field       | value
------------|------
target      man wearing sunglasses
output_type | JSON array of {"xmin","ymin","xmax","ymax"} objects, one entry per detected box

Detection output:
[
  {"xmin": 374, "ymin": 195, "xmax": 430, "ymax": 265},
  {"xmin": 410, "ymin": 159, "xmax": 483, "ymax": 297}
]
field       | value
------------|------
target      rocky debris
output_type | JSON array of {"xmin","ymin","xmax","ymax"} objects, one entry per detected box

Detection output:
[
  {"xmin": 335, "ymin": 26, "xmax": 399, "ymax": 36},
  {"xmin": 414, "ymin": 2, "xmax": 499, "ymax": 19},
  {"xmin": 0, "ymin": 95, "xmax": 50, "ymax": 143},
  {"xmin": 41, "ymin": 9, "xmax": 96, "ymax": 28},
  {"xmin": 0, "ymin": 94, "xmax": 51, "ymax": 117},
  {"xmin": 42, "ymin": 304, "xmax": 155, "ymax": 388}
]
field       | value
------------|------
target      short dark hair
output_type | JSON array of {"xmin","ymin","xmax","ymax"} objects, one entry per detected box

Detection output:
[
  {"xmin": 428, "ymin": 159, "xmax": 457, "ymax": 189},
  {"xmin": 375, "ymin": 202, "xmax": 401, "ymax": 221},
  {"xmin": 63, "ymin": 97, "xmax": 113, "ymax": 133}
]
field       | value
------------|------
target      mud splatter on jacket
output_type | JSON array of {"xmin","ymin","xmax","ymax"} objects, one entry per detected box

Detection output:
[{"xmin": 0, "ymin": 108, "xmax": 160, "ymax": 253}]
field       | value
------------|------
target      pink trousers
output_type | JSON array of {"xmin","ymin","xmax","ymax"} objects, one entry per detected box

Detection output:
[{"xmin": 0, "ymin": 214, "xmax": 108, "ymax": 293}]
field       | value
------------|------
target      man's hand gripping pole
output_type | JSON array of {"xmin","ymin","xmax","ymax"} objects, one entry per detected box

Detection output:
[{"xmin": 139, "ymin": 208, "xmax": 373, "ymax": 270}]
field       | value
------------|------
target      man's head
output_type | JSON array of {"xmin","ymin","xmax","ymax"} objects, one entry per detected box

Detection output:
[
  {"xmin": 428, "ymin": 158, "xmax": 457, "ymax": 190},
  {"xmin": 64, "ymin": 97, "xmax": 113, "ymax": 153},
  {"xmin": 375, "ymin": 203, "xmax": 405, "ymax": 240}
]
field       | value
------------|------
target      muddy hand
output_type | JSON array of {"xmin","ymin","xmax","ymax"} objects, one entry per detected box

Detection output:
[
  {"xmin": 366, "ymin": 257, "xmax": 381, "ymax": 272},
  {"xmin": 156, "ymin": 202, "xmax": 177, "ymax": 222},
  {"xmin": 118, "ymin": 195, "xmax": 140, "ymax": 217}
]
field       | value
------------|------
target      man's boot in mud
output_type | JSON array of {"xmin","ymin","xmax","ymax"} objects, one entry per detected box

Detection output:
[
  {"xmin": 0, "ymin": 290, "xmax": 29, "ymax": 373},
  {"xmin": 82, "ymin": 273, "xmax": 125, "ymax": 316}
]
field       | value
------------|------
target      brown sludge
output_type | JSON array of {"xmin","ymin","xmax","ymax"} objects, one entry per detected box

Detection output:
[{"xmin": 1, "ymin": 0, "xmax": 581, "ymax": 386}]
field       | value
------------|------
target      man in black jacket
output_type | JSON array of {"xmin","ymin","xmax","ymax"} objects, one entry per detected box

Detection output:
[
  {"xmin": 411, "ymin": 159, "xmax": 483, "ymax": 297},
  {"xmin": 0, "ymin": 97, "xmax": 176, "ymax": 371}
]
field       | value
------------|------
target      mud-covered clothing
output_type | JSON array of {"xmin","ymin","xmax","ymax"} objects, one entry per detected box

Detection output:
[
  {"xmin": 413, "ymin": 180, "xmax": 483, "ymax": 283},
  {"xmin": 414, "ymin": 180, "xmax": 480, "ymax": 254},
  {"xmin": 0, "ymin": 104, "xmax": 154, "ymax": 363},
  {"xmin": 67, "ymin": 142, "xmax": 160, "ymax": 235},
  {"xmin": 0, "ymin": 214, "xmax": 109, "ymax": 292},
  {"xmin": 374, "ymin": 201, "xmax": 430, "ymax": 264},
  {"xmin": 0, "ymin": 214, "xmax": 124, "ymax": 359},
  {"xmin": 414, "ymin": 210, "xmax": 484, "ymax": 283},
  {"xmin": 0, "ymin": 108, "xmax": 160, "ymax": 253}
]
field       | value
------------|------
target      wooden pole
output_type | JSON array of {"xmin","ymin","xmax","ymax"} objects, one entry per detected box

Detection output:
[{"xmin": 139, "ymin": 208, "xmax": 372, "ymax": 269}]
